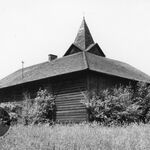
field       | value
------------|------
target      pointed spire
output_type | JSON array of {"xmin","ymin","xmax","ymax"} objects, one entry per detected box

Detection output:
[{"xmin": 74, "ymin": 17, "xmax": 94, "ymax": 50}]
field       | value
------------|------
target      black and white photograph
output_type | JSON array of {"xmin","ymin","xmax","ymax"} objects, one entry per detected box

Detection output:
[{"xmin": 0, "ymin": 0, "xmax": 150, "ymax": 149}]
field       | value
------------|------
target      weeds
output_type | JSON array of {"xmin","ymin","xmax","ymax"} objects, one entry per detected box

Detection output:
[{"xmin": 1, "ymin": 123, "xmax": 150, "ymax": 150}]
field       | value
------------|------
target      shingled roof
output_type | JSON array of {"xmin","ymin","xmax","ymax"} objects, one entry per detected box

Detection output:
[
  {"xmin": 0, "ymin": 52, "xmax": 87, "ymax": 88},
  {"xmin": 0, "ymin": 51, "xmax": 150, "ymax": 89},
  {"xmin": 0, "ymin": 18, "xmax": 150, "ymax": 89},
  {"xmin": 85, "ymin": 52, "xmax": 150, "ymax": 82}
]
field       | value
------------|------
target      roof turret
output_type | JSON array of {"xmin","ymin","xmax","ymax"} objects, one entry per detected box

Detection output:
[
  {"xmin": 74, "ymin": 17, "xmax": 94, "ymax": 50},
  {"xmin": 64, "ymin": 18, "xmax": 105, "ymax": 57}
]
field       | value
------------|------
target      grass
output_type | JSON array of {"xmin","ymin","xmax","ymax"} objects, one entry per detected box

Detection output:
[{"xmin": 1, "ymin": 123, "xmax": 150, "ymax": 150}]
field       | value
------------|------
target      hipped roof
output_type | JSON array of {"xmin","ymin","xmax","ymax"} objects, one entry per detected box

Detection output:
[{"xmin": 0, "ymin": 51, "xmax": 150, "ymax": 89}]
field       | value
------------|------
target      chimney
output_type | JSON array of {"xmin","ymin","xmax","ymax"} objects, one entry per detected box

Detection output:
[{"xmin": 48, "ymin": 54, "xmax": 57, "ymax": 62}]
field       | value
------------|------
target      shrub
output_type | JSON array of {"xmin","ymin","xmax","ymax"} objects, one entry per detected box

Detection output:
[
  {"xmin": 132, "ymin": 82, "xmax": 150, "ymax": 123},
  {"xmin": 0, "ymin": 102, "xmax": 22, "ymax": 125},
  {"xmin": 22, "ymin": 89, "xmax": 55, "ymax": 125},
  {"xmin": 81, "ymin": 82, "xmax": 150, "ymax": 125},
  {"xmin": 0, "ymin": 89, "xmax": 56, "ymax": 125}
]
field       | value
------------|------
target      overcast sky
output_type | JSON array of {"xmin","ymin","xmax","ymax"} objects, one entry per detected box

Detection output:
[{"xmin": 0, "ymin": 0, "xmax": 150, "ymax": 79}]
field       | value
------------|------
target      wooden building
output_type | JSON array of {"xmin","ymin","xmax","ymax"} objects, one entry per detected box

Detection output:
[{"xmin": 0, "ymin": 18, "xmax": 150, "ymax": 122}]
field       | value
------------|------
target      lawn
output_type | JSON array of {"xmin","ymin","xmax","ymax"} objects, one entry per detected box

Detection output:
[{"xmin": 1, "ymin": 123, "xmax": 150, "ymax": 150}]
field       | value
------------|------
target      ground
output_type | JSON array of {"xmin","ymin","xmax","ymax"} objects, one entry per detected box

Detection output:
[{"xmin": 0, "ymin": 123, "xmax": 150, "ymax": 150}]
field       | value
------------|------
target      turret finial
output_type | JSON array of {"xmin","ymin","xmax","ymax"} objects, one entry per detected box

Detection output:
[{"xmin": 83, "ymin": 12, "xmax": 85, "ymax": 20}]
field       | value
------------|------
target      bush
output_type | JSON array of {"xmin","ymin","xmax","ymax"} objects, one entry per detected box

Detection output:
[
  {"xmin": 22, "ymin": 89, "xmax": 55, "ymax": 125},
  {"xmin": 132, "ymin": 82, "xmax": 150, "ymax": 123},
  {"xmin": 0, "ymin": 89, "xmax": 56, "ymax": 125},
  {"xmin": 81, "ymin": 82, "xmax": 150, "ymax": 125},
  {"xmin": 0, "ymin": 102, "xmax": 22, "ymax": 125}
]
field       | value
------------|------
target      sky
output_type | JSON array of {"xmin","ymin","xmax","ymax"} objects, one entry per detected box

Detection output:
[{"xmin": 0, "ymin": 0, "xmax": 150, "ymax": 79}]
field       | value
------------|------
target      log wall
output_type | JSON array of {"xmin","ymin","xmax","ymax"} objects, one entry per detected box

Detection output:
[
  {"xmin": 0, "ymin": 71, "xmax": 88, "ymax": 122},
  {"xmin": 51, "ymin": 73, "xmax": 87, "ymax": 122},
  {"xmin": 87, "ymin": 71, "xmax": 136, "ymax": 98},
  {"xmin": 0, "ymin": 70, "xmax": 137, "ymax": 123}
]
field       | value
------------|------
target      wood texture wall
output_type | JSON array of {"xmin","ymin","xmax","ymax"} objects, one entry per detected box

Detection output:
[
  {"xmin": 0, "ymin": 71, "xmax": 88, "ymax": 122},
  {"xmin": 87, "ymin": 71, "xmax": 135, "ymax": 98},
  {"xmin": 0, "ymin": 70, "xmax": 136, "ymax": 123},
  {"xmin": 51, "ymin": 73, "xmax": 87, "ymax": 122}
]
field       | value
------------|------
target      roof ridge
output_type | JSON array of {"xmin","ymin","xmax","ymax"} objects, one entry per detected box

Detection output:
[{"xmin": 83, "ymin": 51, "xmax": 89, "ymax": 69}]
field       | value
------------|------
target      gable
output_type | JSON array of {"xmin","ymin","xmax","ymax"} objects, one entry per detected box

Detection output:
[
  {"xmin": 64, "ymin": 43, "xmax": 106, "ymax": 57},
  {"xmin": 64, "ymin": 44, "xmax": 82, "ymax": 56},
  {"xmin": 86, "ymin": 43, "xmax": 105, "ymax": 57}
]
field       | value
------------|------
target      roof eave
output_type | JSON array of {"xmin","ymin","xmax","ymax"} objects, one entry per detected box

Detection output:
[{"xmin": 0, "ymin": 69, "xmax": 89, "ymax": 89}]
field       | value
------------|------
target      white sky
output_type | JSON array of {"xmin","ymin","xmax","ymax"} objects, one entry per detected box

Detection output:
[{"xmin": 0, "ymin": 0, "xmax": 150, "ymax": 79}]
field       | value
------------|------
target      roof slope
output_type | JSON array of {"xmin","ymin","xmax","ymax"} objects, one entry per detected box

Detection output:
[
  {"xmin": 85, "ymin": 52, "xmax": 150, "ymax": 83},
  {"xmin": 0, "ymin": 52, "xmax": 150, "ymax": 89},
  {"xmin": 0, "ymin": 52, "xmax": 88, "ymax": 88}
]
